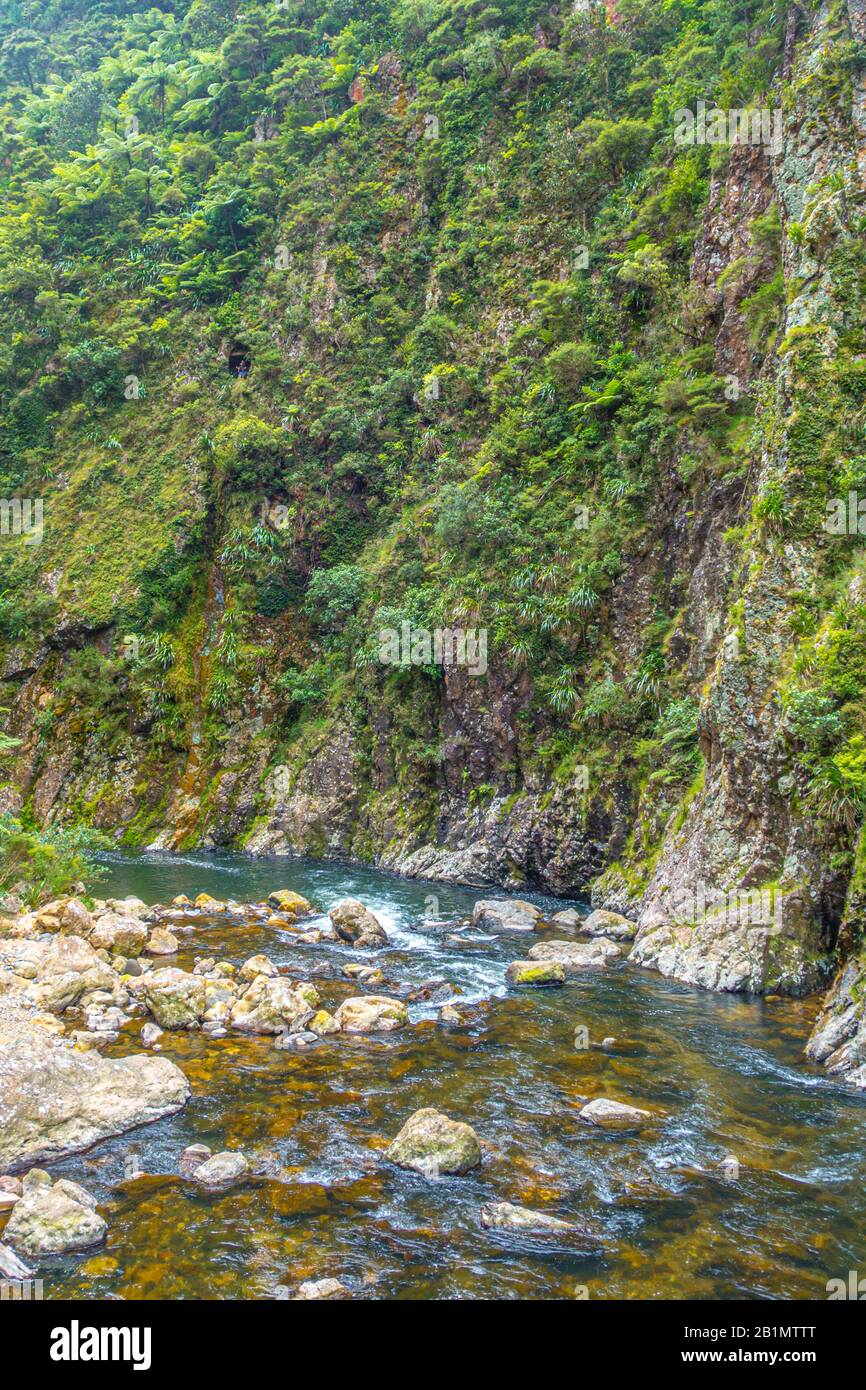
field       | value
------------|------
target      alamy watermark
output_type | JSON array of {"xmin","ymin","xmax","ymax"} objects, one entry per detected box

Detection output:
[
  {"xmin": 377, "ymin": 622, "xmax": 488, "ymax": 677},
  {"xmin": 1, "ymin": 1278, "xmax": 44, "ymax": 1299},
  {"xmin": 823, "ymin": 492, "xmax": 866, "ymax": 536},
  {"xmin": 0, "ymin": 497, "xmax": 43, "ymax": 545},
  {"xmin": 670, "ymin": 880, "xmax": 785, "ymax": 935},
  {"xmin": 674, "ymin": 100, "xmax": 782, "ymax": 154}
]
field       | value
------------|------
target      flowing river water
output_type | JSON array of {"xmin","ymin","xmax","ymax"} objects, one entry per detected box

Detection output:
[{"xmin": 31, "ymin": 852, "xmax": 866, "ymax": 1301}]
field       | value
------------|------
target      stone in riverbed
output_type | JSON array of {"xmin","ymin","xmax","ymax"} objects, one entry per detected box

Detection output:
[
  {"xmin": 293, "ymin": 1277, "xmax": 351, "ymax": 1300},
  {"xmin": 329, "ymin": 898, "xmax": 389, "ymax": 947},
  {"xmin": 309, "ymin": 1009, "xmax": 340, "ymax": 1036},
  {"xmin": 0, "ymin": 1243, "xmax": 32, "ymax": 1280},
  {"xmin": 527, "ymin": 938, "xmax": 622, "ymax": 973},
  {"xmin": 387, "ymin": 1108, "xmax": 482, "ymax": 1177},
  {"xmin": 333, "ymin": 995, "xmax": 408, "ymax": 1033},
  {"xmin": 265, "ymin": 890, "xmax": 312, "ymax": 920},
  {"xmin": 33, "ymin": 897, "xmax": 94, "ymax": 936},
  {"xmin": 275, "ymin": 1030, "xmax": 320, "ymax": 1051},
  {"xmin": 239, "ymin": 954, "xmax": 278, "ymax": 982},
  {"xmin": 578, "ymin": 1098, "xmax": 652, "ymax": 1130},
  {"xmin": 229, "ymin": 975, "xmax": 318, "ymax": 1035},
  {"xmin": 579, "ymin": 909, "xmax": 637, "ymax": 942},
  {"xmin": 134, "ymin": 968, "xmax": 207, "ymax": 1029},
  {"xmin": 178, "ymin": 1144, "xmax": 211, "ymax": 1177},
  {"xmin": 89, "ymin": 913, "xmax": 149, "ymax": 957},
  {"xmin": 145, "ymin": 927, "xmax": 179, "ymax": 956},
  {"xmin": 506, "ymin": 960, "xmax": 566, "ymax": 988},
  {"xmin": 4, "ymin": 1177, "xmax": 106, "ymax": 1257},
  {"xmin": 480, "ymin": 1201, "xmax": 575, "ymax": 1234},
  {"xmin": 190, "ymin": 1150, "xmax": 249, "ymax": 1189},
  {"xmin": 140, "ymin": 1022, "xmax": 163, "ymax": 1047},
  {"xmin": 0, "ymin": 995, "xmax": 189, "ymax": 1169},
  {"xmin": 472, "ymin": 899, "xmax": 541, "ymax": 931}
]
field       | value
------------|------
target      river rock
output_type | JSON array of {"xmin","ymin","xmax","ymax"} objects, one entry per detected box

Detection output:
[
  {"xmin": 579, "ymin": 909, "xmax": 637, "ymax": 942},
  {"xmin": 0, "ymin": 1243, "xmax": 33, "ymax": 1279},
  {"xmin": 140, "ymin": 1022, "xmax": 163, "ymax": 1047},
  {"xmin": 480, "ymin": 1201, "xmax": 575, "ymax": 1233},
  {"xmin": 329, "ymin": 898, "xmax": 389, "ymax": 947},
  {"xmin": 135, "ymin": 968, "xmax": 207, "ymax": 1028},
  {"xmin": 4, "ymin": 1176, "xmax": 106, "ymax": 1256},
  {"xmin": 229, "ymin": 975, "xmax": 318, "ymax": 1034},
  {"xmin": 33, "ymin": 897, "xmax": 94, "ymax": 936},
  {"xmin": 578, "ymin": 1098, "xmax": 652, "ymax": 1130},
  {"xmin": 190, "ymin": 1150, "xmax": 249, "ymax": 1189},
  {"xmin": 89, "ymin": 913, "xmax": 148, "ymax": 958},
  {"xmin": 239, "ymin": 954, "xmax": 278, "ymax": 982},
  {"xmin": 145, "ymin": 927, "xmax": 179, "ymax": 956},
  {"xmin": 178, "ymin": 1144, "xmax": 211, "ymax": 1176},
  {"xmin": 106, "ymin": 897, "xmax": 148, "ymax": 917},
  {"xmin": 4, "ymin": 935, "xmax": 118, "ymax": 1013},
  {"xmin": 472, "ymin": 899, "xmax": 541, "ymax": 931},
  {"xmin": 506, "ymin": 960, "xmax": 566, "ymax": 988},
  {"xmin": 293, "ymin": 1277, "xmax": 351, "ymax": 1300},
  {"xmin": 387, "ymin": 1108, "xmax": 482, "ymax": 1177},
  {"xmin": 526, "ymin": 938, "xmax": 622, "ymax": 973},
  {"xmin": 309, "ymin": 1009, "xmax": 340, "ymax": 1036},
  {"xmin": 333, "ymin": 995, "xmax": 408, "ymax": 1033},
  {"xmin": 0, "ymin": 995, "xmax": 189, "ymax": 1169},
  {"xmin": 266, "ymin": 890, "xmax": 312, "ymax": 919},
  {"xmin": 275, "ymin": 1030, "xmax": 320, "ymax": 1050}
]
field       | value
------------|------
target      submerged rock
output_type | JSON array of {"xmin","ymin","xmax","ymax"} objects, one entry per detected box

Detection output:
[
  {"xmin": 472, "ymin": 899, "xmax": 541, "ymax": 932},
  {"xmin": 4, "ymin": 1174, "xmax": 106, "ymax": 1256},
  {"xmin": 480, "ymin": 1201, "xmax": 575, "ymax": 1233},
  {"xmin": 386, "ymin": 1107, "xmax": 482, "ymax": 1177},
  {"xmin": 333, "ymin": 995, "xmax": 408, "ymax": 1033},
  {"xmin": 505, "ymin": 960, "xmax": 566, "ymax": 988},
  {"xmin": 578, "ymin": 1098, "xmax": 652, "ymax": 1130},
  {"xmin": 0, "ymin": 996, "xmax": 189, "ymax": 1169},
  {"xmin": 527, "ymin": 938, "xmax": 622, "ymax": 973},
  {"xmin": 293, "ymin": 1277, "xmax": 351, "ymax": 1300},
  {"xmin": 330, "ymin": 898, "xmax": 389, "ymax": 947}
]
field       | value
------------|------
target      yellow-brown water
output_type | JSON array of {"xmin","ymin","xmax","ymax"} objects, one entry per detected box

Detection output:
[{"xmin": 15, "ymin": 853, "xmax": 866, "ymax": 1300}]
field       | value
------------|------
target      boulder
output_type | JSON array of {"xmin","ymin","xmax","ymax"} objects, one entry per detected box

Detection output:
[
  {"xmin": 387, "ymin": 1108, "xmax": 482, "ymax": 1177},
  {"xmin": 140, "ymin": 1023, "xmax": 163, "ymax": 1047},
  {"xmin": 505, "ymin": 960, "xmax": 566, "ymax": 988},
  {"xmin": 178, "ymin": 1144, "xmax": 211, "ymax": 1177},
  {"xmin": 472, "ymin": 899, "xmax": 541, "ymax": 931},
  {"xmin": 579, "ymin": 909, "xmax": 637, "ymax": 942},
  {"xmin": 3, "ymin": 1177, "xmax": 106, "ymax": 1256},
  {"xmin": 135, "ymin": 968, "xmax": 207, "ymax": 1029},
  {"xmin": 266, "ymin": 890, "xmax": 312, "ymax": 919},
  {"xmin": 480, "ymin": 1201, "xmax": 574, "ymax": 1233},
  {"xmin": 238, "ymin": 954, "xmax": 278, "ymax": 983},
  {"xmin": 190, "ymin": 1151, "xmax": 249, "ymax": 1189},
  {"xmin": 293, "ymin": 1278, "xmax": 351, "ymax": 1300},
  {"xmin": 145, "ymin": 927, "xmax": 179, "ymax": 956},
  {"xmin": 578, "ymin": 1098, "xmax": 652, "ymax": 1130},
  {"xmin": 89, "ymin": 913, "xmax": 148, "ymax": 958},
  {"xmin": 333, "ymin": 995, "xmax": 408, "ymax": 1034},
  {"xmin": 229, "ymin": 975, "xmax": 318, "ymax": 1035},
  {"xmin": 33, "ymin": 897, "xmax": 94, "ymax": 936},
  {"xmin": 11, "ymin": 936, "xmax": 118, "ymax": 1014},
  {"xmin": 309, "ymin": 1009, "xmax": 340, "ymax": 1036},
  {"xmin": 527, "ymin": 938, "xmax": 622, "ymax": 974},
  {"xmin": 329, "ymin": 899, "xmax": 389, "ymax": 947},
  {"xmin": 0, "ymin": 996, "xmax": 189, "ymax": 1169},
  {"xmin": 106, "ymin": 897, "xmax": 148, "ymax": 917}
]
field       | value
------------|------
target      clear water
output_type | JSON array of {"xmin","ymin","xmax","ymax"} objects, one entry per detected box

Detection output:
[{"xmin": 18, "ymin": 851, "xmax": 866, "ymax": 1301}]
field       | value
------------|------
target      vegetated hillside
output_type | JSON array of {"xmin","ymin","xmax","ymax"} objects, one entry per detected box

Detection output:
[{"xmin": 1, "ymin": 1, "xmax": 866, "ymax": 1016}]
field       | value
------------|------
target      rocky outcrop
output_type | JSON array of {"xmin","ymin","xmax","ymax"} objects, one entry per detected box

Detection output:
[
  {"xmin": 805, "ymin": 953, "xmax": 866, "ymax": 1087},
  {"xmin": 0, "ymin": 995, "xmax": 189, "ymax": 1169}
]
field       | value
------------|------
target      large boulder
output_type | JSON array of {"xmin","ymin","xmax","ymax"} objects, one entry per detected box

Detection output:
[
  {"xmin": 266, "ymin": 890, "xmax": 312, "ymax": 920},
  {"xmin": 238, "ymin": 954, "xmax": 278, "ymax": 983},
  {"xmin": 0, "ymin": 995, "xmax": 189, "ymax": 1169},
  {"xmin": 387, "ymin": 1108, "xmax": 481, "ymax": 1177},
  {"xmin": 33, "ymin": 897, "xmax": 94, "ymax": 936},
  {"xmin": 1, "ymin": 936, "xmax": 118, "ymax": 1013},
  {"xmin": 89, "ymin": 912, "xmax": 148, "ymax": 958},
  {"xmin": 134, "ymin": 968, "xmax": 207, "ymax": 1029},
  {"xmin": 329, "ymin": 899, "xmax": 389, "ymax": 947},
  {"xmin": 505, "ymin": 960, "xmax": 566, "ymax": 988},
  {"xmin": 4, "ymin": 1177, "xmax": 106, "ymax": 1257},
  {"xmin": 527, "ymin": 938, "xmax": 622, "ymax": 974},
  {"xmin": 578, "ymin": 909, "xmax": 637, "ymax": 942},
  {"xmin": 190, "ymin": 1151, "xmax": 249, "ymax": 1189},
  {"xmin": 472, "ymin": 899, "xmax": 541, "ymax": 932},
  {"xmin": 333, "ymin": 995, "xmax": 408, "ymax": 1034},
  {"xmin": 229, "ymin": 975, "xmax": 318, "ymax": 1034}
]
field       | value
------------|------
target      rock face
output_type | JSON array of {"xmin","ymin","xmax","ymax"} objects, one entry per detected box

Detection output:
[
  {"xmin": 578, "ymin": 1098, "xmax": 652, "ymax": 1130},
  {"xmin": 4, "ymin": 1175, "xmax": 106, "ymax": 1256},
  {"xmin": 386, "ymin": 1107, "xmax": 482, "ymax": 1176},
  {"xmin": 329, "ymin": 899, "xmax": 389, "ymax": 947},
  {"xmin": 527, "ymin": 938, "xmax": 622, "ymax": 972},
  {"xmin": 480, "ymin": 1201, "xmax": 574, "ymax": 1233},
  {"xmin": 333, "ymin": 995, "xmax": 408, "ymax": 1033},
  {"xmin": 805, "ymin": 955, "xmax": 866, "ymax": 1087},
  {"xmin": 472, "ymin": 899, "xmax": 541, "ymax": 931},
  {"xmin": 0, "ymin": 996, "xmax": 189, "ymax": 1169},
  {"xmin": 505, "ymin": 960, "xmax": 565, "ymax": 988}
]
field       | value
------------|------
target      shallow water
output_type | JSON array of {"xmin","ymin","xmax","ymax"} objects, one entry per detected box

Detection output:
[{"xmin": 17, "ymin": 851, "xmax": 866, "ymax": 1301}]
